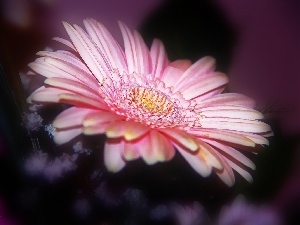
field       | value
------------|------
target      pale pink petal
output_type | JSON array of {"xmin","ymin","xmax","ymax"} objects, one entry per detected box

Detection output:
[
  {"xmin": 159, "ymin": 128, "xmax": 199, "ymax": 152},
  {"xmin": 58, "ymin": 93, "xmax": 109, "ymax": 110},
  {"xmin": 28, "ymin": 87, "xmax": 71, "ymax": 103},
  {"xmin": 53, "ymin": 37, "xmax": 76, "ymax": 50},
  {"xmin": 160, "ymin": 65, "xmax": 185, "ymax": 88},
  {"xmin": 150, "ymin": 130, "xmax": 175, "ymax": 162},
  {"xmin": 132, "ymin": 31, "xmax": 151, "ymax": 74},
  {"xmin": 195, "ymin": 93, "xmax": 255, "ymax": 108},
  {"xmin": 44, "ymin": 77, "xmax": 100, "ymax": 100},
  {"xmin": 83, "ymin": 123, "xmax": 110, "ymax": 135},
  {"xmin": 138, "ymin": 133, "xmax": 155, "ymax": 164},
  {"xmin": 213, "ymin": 151, "xmax": 235, "ymax": 186},
  {"xmin": 174, "ymin": 56, "xmax": 216, "ymax": 90},
  {"xmin": 181, "ymin": 72, "xmax": 228, "ymax": 100},
  {"xmin": 204, "ymin": 139, "xmax": 255, "ymax": 169},
  {"xmin": 199, "ymin": 105, "xmax": 263, "ymax": 120},
  {"xmin": 63, "ymin": 22, "xmax": 109, "ymax": 82},
  {"xmin": 197, "ymin": 139, "xmax": 223, "ymax": 170},
  {"xmin": 174, "ymin": 142, "xmax": 212, "ymax": 177},
  {"xmin": 106, "ymin": 121, "xmax": 150, "ymax": 141},
  {"xmin": 37, "ymin": 51, "xmax": 98, "ymax": 89},
  {"xmin": 188, "ymin": 128, "xmax": 255, "ymax": 147},
  {"xmin": 226, "ymin": 159, "xmax": 253, "ymax": 183},
  {"xmin": 83, "ymin": 111, "xmax": 123, "ymax": 127},
  {"xmin": 123, "ymin": 139, "xmax": 142, "ymax": 161},
  {"xmin": 53, "ymin": 127, "xmax": 82, "ymax": 145},
  {"xmin": 83, "ymin": 18, "xmax": 126, "ymax": 73},
  {"xmin": 53, "ymin": 107, "xmax": 97, "ymax": 129},
  {"xmin": 150, "ymin": 39, "xmax": 168, "ymax": 79},
  {"xmin": 169, "ymin": 59, "xmax": 192, "ymax": 71},
  {"xmin": 104, "ymin": 138, "xmax": 126, "ymax": 172},
  {"xmin": 118, "ymin": 22, "xmax": 151, "ymax": 74},
  {"xmin": 199, "ymin": 118, "xmax": 271, "ymax": 133},
  {"xmin": 226, "ymin": 131, "xmax": 269, "ymax": 145},
  {"xmin": 139, "ymin": 131, "xmax": 175, "ymax": 165}
]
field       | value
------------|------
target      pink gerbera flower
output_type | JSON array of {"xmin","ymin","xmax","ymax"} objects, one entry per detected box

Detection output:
[{"xmin": 27, "ymin": 18, "xmax": 271, "ymax": 186}]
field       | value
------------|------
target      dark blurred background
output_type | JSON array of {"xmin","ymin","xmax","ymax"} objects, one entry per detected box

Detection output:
[{"xmin": 0, "ymin": 0, "xmax": 299, "ymax": 224}]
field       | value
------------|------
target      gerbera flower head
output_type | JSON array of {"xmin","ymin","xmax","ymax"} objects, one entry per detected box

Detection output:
[{"xmin": 27, "ymin": 18, "xmax": 272, "ymax": 186}]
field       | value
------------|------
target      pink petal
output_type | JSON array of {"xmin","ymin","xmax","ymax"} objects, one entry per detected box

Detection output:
[
  {"xmin": 53, "ymin": 107, "xmax": 98, "ymax": 129},
  {"xmin": 195, "ymin": 93, "xmax": 255, "ymax": 108},
  {"xmin": 174, "ymin": 56, "xmax": 216, "ymax": 90},
  {"xmin": 123, "ymin": 139, "xmax": 142, "ymax": 161},
  {"xmin": 199, "ymin": 105, "xmax": 263, "ymax": 120},
  {"xmin": 197, "ymin": 139, "xmax": 223, "ymax": 170},
  {"xmin": 203, "ymin": 139, "xmax": 255, "ymax": 169},
  {"xmin": 104, "ymin": 138, "xmax": 126, "ymax": 172},
  {"xmin": 174, "ymin": 142, "xmax": 212, "ymax": 177},
  {"xmin": 63, "ymin": 22, "xmax": 110, "ymax": 83},
  {"xmin": 58, "ymin": 93, "xmax": 109, "ymax": 110},
  {"xmin": 53, "ymin": 127, "xmax": 82, "ymax": 145},
  {"xmin": 181, "ymin": 72, "xmax": 228, "ymax": 100},
  {"xmin": 160, "ymin": 65, "xmax": 185, "ymax": 88},
  {"xmin": 83, "ymin": 111, "xmax": 123, "ymax": 127},
  {"xmin": 106, "ymin": 121, "xmax": 150, "ymax": 141},
  {"xmin": 150, "ymin": 130, "xmax": 175, "ymax": 162},
  {"xmin": 37, "ymin": 51, "xmax": 98, "ymax": 89},
  {"xmin": 53, "ymin": 37, "xmax": 76, "ymax": 50},
  {"xmin": 188, "ymin": 128, "xmax": 255, "ymax": 147},
  {"xmin": 44, "ymin": 77, "xmax": 100, "ymax": 100},
  {"xmin": 213, "ymin": 151, "xmax": 235, "ymax": 186},
  {"xmin": 28, "ymin": 87, "xmax": 71, "ymax": 103},
  {"xmin": 119, "ymin": 22, "xmax": 151, "ymax": 74},
  {"xmin": 199, "ymin": 118, "xmax": 271, "ymax": 133},
  {"xmin": 150, "ymin": 39, "xmax": 168, "ymax": 79},
  {"xmin": 159, "ymin": 129, "xmax": 199, "ymax": 152},
  {"xmin": 83, "ymin": 123, "xmax": 110, "ymax": 135},
  {"xmin": 226, "ymin": 131, "xmax": 269, "ymax": 145},
  {"xmin": 169, "ymin": 59, "xmax": 192, "ymax": 71},
  {"xmin": 139, "ymin": 131, "xmax": 175, "ymax": 165},
  {"xmin": 83, "ymin": 19, "xmax": 126, "ymax": 73},
  {"xmin": 226, "ymin": 159, "xmax": 253, "ymax": 183}
]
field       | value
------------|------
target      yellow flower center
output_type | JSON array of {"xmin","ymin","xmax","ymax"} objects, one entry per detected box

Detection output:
[{"xmin": 127, "ymin": 87, "xmax": 174, "ymax": 117}]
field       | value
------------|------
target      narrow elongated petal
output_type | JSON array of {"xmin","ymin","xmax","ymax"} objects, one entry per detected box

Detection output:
[
  {"xmin": 197, "ymin": 139, "xmax": 223, "ymax": 170},
  {"xmin": 83, "ymin": 111, "xmax": 123, "ymax": 127},
  {"xmin": 83, "ymin": 18, "xmax": 126, "ymax": 73},
  {"xmin": 188, "ymin": 129, "xmax": 255, "ymax": 147},
  {"xmin": 199, "ymin": 105, "xmax": 263, "ymax": 120},
  {"xmin": 160, "ymin": 129, "xmax": 199, "ymax": 152},
  {"xmin": 106, "ymin": 121, "xmax": 149, "ymax": 141},
  {"xmin": 53, "ymin": 127, "xmax": 82, "ymax": 145},
  {"xmin": 28, "ymin": 87, "xmax": 71, "ymax": 103},
  {"xmin": 227, "ymin": 159, "xmax": 253, "ymax": 182},
  {"xmin": 204, "ymin": 139, "xmax": 255, "ymax": 169},
  {"xmin": 195, "ymin": 93, "xmax": 255, "ymax": 108},
  {"xmin": 63, "ymin": 22, "xmax": 109, "ymax": 82},
  {"xmin": 58, "ymin": 93, "xmax": 109, "ymax": 110},
  {"xmin": 104, "ymin": 138, "xmax": 126, "ymax": 172},
  {"xmin": 45, "ymin": 77, "xmax": 100, "ymax": 100},
  {"xmin": 213, "ymin": 150, "xmax": 235, "ymax": 186},
  {"xmin": 150, "ymin": 130, "xmax": 175, "ymax": 162},
  {"xmin": 175, "ymin": 143, "xmax": 212, "ymax": 177},
  {"xmin": 53, "ymin": 107, "xmax": 98, "ymax": 129},
  {"xmin": 150, "ymin": 39, "xmax": 168, "ymax": 79},
  {"xmin": 181, "ymin": 72, "xmax": 228, "ymax": 100},
  {"xmin": 199, "ymin": 118, "xmax": 271, "ymax": 133},
  {"xmin": 175, "ymin": 56, "xmax": 216, "ymax": 90},
  {"xmin": 161, "ymin": 65, "xmax": 185, "ymax": 88},
  {"xmin": 119, "ymin": 22, "xmax": 151, "ymax": 75},
  {"xmin": 53, "ymin": 37, "xmax": 76, "ymax": 50}
]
